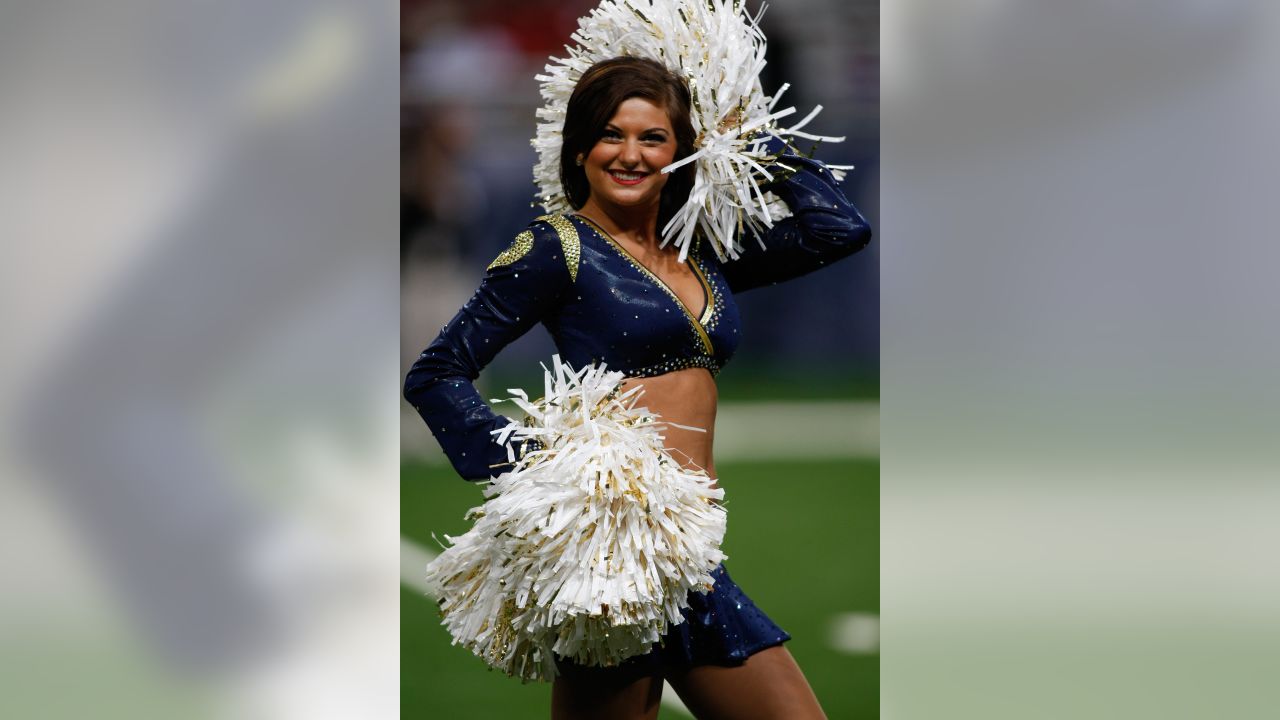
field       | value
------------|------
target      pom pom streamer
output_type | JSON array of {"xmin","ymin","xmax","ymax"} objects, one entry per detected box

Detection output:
[
  {"xmin": 533, "ymin": 0, "xmax": 847, "ymax": 262},
  {"xmin": 424, "ymin": 356, "xmax": 727, "ymax": 681}
]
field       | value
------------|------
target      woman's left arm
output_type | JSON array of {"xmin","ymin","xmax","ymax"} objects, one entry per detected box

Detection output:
[{"xmin": 721, "ymin": 137, "xmax": 873, "ymax": 293}]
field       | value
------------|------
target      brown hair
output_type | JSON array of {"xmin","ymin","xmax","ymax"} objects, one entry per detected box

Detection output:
[{"xmin": 560, "ymin": 56, "xmax": 696, "ymax": 231}]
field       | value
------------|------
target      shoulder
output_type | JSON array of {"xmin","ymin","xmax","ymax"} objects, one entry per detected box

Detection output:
[
  {"xmin": 531, "ymin": 213, "xmax": 582, "ymax": 282},
  {"xmin": 485, "ymin": 214, "xmax": 581, "ymax": 284}
]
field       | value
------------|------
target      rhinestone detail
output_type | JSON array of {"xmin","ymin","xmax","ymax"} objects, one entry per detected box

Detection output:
[
  {"xmin": 535, "ymin": 214, "xmax": 581, "ymax": 282},
  {"xmin": 486, "ymin": 230, "xmax": 534, "ymax": 272}
]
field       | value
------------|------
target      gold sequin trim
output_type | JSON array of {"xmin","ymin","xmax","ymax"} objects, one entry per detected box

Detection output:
[
  {"xmin": 689, "ymin": 258, "xmax": 715, "ymax": 326},
  {"xmin": 535, "ymin": 214, "xmax": 581, "ymax": 282},
  {"xmin": 486, "ymin": 230, "xmax": 534, "ymax": 272},
  {"xmin": 626, "ymin": 355, "xmax": 721, "ymax": 378},
  {"xmin": 690, "ymin": 253, "xmax": 728, "ymax": 332}
]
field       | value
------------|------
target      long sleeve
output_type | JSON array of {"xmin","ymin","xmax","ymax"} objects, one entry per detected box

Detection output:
[
  {"xmin": 404, "ymin": 220, "xmax": 574, "ymax": 480},
  {"xmin": 721, "ymin": 136, "xmax": 873, "ymax": 293}
]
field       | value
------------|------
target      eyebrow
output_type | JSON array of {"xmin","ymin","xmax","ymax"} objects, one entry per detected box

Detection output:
[{"xmin": 605, "ymin": 124, "xmax": 670, "ymax": 134}]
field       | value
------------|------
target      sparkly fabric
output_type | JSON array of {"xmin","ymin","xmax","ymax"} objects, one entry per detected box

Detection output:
[
  {"xmin": 404, "ymin": 146, "xmax": 871, "ymax": 480},
  {"xmin": 555, "ymin": 564, "xmax": 790, "ymax": 678},
  {"xmin": 659, "ymin": 564, "xmax": 791, "ymax": 667},
  {"xmin": 560, "ymin": 214, "xmax": 732, "ymax": 367},
  {"xmin": 538, "ymin": 213, "xmax": 581, "ymax": 281}
]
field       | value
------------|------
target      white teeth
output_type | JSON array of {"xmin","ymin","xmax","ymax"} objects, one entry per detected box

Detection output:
[{"xmin": 611, "ymin": 171, "xmax": 645, "ymax": 180}]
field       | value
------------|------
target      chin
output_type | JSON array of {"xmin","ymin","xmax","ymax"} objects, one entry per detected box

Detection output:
[
  {"xmin": 603, "ymin": 187, "xmax": 665, "ymax": 209},
  {"xmin": 610, "ymin": 193, "xmax": 657, "ymax": 208}
]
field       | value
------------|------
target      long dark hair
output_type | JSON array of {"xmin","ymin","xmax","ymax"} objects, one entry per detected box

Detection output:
[{"xmin": 559, "ymin": 56, "xmax": 696, "ymax": 233}]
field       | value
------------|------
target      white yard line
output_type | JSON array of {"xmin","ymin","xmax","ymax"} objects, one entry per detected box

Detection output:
[
  {"xmin": 400, "ymin": 536, "xmax": 438, "ymax": 598},
  {"xmin": 712, "ymin": 401, "xmax": 879, "ymax": 460},
  {"xmin": 829, "ymin": 612, "xmax": 880, "ymax": 654}
]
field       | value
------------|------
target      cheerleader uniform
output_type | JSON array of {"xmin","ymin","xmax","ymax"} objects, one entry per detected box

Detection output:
[{"xmin": 404, "ymin": 141, "xmax": 871, "ymax": 673}]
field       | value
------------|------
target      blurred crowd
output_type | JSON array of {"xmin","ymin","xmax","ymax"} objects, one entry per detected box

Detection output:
[{"xmin": 399, "ymin": 0, "xmax": 881, "ymax": 388}]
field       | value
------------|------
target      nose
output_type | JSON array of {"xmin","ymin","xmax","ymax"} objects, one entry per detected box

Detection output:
[{"xmin": 618, "ymin": 140, "xmax": 641, "ymax": 167}]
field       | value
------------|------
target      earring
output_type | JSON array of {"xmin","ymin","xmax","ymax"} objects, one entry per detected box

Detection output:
[{"xmin": 575, "ymin": 154, "xmax": 584, "ymax": 166}]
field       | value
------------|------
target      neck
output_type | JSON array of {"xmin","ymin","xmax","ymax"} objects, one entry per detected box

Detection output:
[{"xmin": 577, "ymin": 199, "xmax": 663, "ymax": 250}]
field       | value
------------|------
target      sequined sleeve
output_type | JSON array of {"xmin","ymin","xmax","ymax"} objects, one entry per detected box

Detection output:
[
  {"xmin": 404, "ymin": 219, "xmax": 576, "ymax": 480},
  {"xmin": 721, "ymin": 136, "xmax": 873, "ymax": 293}
]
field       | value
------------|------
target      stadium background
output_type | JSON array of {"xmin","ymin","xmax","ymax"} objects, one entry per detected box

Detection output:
[
  {"xmin": 8, "ymin": 2, "xmax": 1273, "ymax": 719},
  {"xmin": 400, "ymin": 0, "xmax": 880, "ymax": 717}
]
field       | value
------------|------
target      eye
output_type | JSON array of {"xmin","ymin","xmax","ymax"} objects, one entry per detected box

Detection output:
[
  {"xmin": 601, "ymin": 129, "xmax": 622, "ymax": 141},
  {"xmin": 643, "ymin": 133, "xmax": 669, "ymax": 143}
]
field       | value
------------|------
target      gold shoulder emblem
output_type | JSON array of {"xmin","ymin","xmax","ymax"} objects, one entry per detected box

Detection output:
[
  {"xmin": 534, "ymin": 214, "xmax": 581, "ymax": 282},
  {"xmin": 486, "ymin": 230, "xmax": 535, "ymax": 272},
  {"xmin": 487, "ymin": 217, "xmax": 581, "ymax": 281}
]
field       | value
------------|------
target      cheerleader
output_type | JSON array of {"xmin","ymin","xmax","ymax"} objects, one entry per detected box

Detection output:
[{"xmin": 406, "ymin": 4, "xmax": 870, "ymax": 718}]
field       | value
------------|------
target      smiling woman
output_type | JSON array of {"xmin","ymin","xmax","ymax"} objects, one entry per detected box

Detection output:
[
  {"xmin": 578, "ymin": 97, "xmax": 676, "ymax": 209},
  {"xmin": 404, "ymin": 52, "xmax": 871, "ymax": 720},
  {"xmin": 558, "ymin": 58, "xmax": 698, "ymax": 244}
]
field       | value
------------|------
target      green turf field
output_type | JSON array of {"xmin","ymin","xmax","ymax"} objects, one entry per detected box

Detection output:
[{"xmin": 402, "ymin": 456, "xmax": 878, "ymax": 718}]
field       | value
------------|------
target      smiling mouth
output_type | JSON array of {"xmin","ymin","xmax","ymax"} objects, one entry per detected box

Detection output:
[{"xmin": 608, "ymin": 170, "xmax": 649, "ymax": 185}]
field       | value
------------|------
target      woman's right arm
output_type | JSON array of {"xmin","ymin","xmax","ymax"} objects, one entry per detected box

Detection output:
[{"xmin": 404, "ymin": 219, "xmax": 574, "ymax": 480}]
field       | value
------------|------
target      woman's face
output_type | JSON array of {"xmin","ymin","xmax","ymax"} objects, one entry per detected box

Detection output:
[{"xmin": 582, "ymin": 97, "xmax": 677, "ymax": 212}]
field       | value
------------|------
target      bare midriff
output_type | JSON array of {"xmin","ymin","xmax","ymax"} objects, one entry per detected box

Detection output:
[{"xmin": 619, "ymin": 366, "xmax": 718, "ymax": 483}]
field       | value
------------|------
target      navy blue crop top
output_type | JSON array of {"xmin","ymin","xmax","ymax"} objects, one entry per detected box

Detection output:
[{"xmin": 405, "ymin": 142, "xmax": 872, "ymax": 479}]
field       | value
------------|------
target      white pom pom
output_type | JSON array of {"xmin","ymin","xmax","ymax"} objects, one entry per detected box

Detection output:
[
  {"xmin": 532, "ymin": 0, "xmax": 845, "ymax": 262},
  {"xmin": 425, "ymin": 356, "xmax": 727, "ymax": 681}
]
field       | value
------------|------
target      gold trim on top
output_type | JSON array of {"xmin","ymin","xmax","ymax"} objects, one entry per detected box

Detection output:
[
  {"xmin": 689, "ymin": 259, "xmax": 714, "ymax": 326},
  {"xmin": 487, "ymin": 230, "xmax": 534, "ymax": 271},
  {"xmin": 486, "ymin": 216, "xmax": 581, "ymax": 282},
  {"xmin": 573, "ymin": 214, "xmax": 714, "ymax": 355},
  {"xmin": 534, "ymin": 214, "xmax": 581, "ymax": 282}
]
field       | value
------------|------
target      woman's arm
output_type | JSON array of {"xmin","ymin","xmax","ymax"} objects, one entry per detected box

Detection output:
[
  {"xmin": 404, "ymin": 219, "xmax": 574, "ymax": 480},
  {"xmin": 721, "ymin": 136, "xmax": 873, "ymax": 293}
]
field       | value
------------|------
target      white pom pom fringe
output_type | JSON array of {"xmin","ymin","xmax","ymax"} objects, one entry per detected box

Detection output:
[
  {"xmin": 532, "ymin": 0, "xmax": 846, "ymax": 262},
  {"xmin": 424, "ymin": 356, "xmax": 727, "ymax": 682}
]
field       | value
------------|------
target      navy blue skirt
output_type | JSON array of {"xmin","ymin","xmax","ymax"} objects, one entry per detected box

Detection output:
[{"xmin": 556, "ymin": 564, "xmax": 790, "ymax": 680}]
